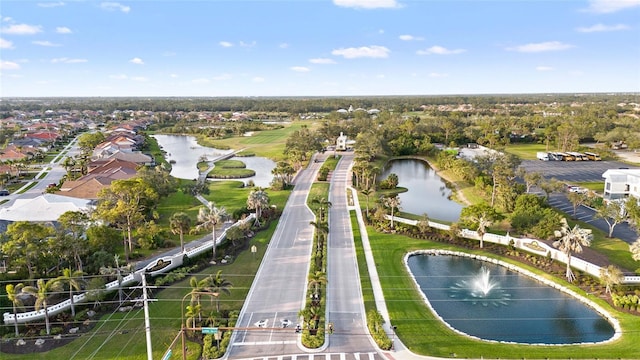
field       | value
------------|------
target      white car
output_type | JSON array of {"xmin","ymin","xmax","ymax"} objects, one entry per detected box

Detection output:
[
  {"xmin": 281, "ymin": 319, "xmax": 292, "ymax": 328},
  {"xmin": 254, "ymin": 319, "xmax": 268, "ymax": 328},
  {"xmin": 568, "ymin": 186, "xmax": 587, "ymax": 194}
]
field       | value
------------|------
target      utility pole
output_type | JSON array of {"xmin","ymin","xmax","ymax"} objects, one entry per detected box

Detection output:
[{"xmin": 142, "ymin": 274, "xmax": 154, "ymax": 360}]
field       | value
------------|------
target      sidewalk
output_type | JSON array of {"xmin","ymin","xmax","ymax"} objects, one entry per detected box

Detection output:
[{"xmin": 348, "ymin": 186, "xmax": 445, "ymax": 360}]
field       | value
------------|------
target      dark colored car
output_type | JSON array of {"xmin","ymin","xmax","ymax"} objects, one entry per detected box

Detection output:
[{"xmin": 0, "ymin": 190, "xmax": 10, "ymax": 196}]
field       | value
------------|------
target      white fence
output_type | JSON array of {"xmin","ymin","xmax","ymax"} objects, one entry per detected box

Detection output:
[
  {"xmin": 3, "ymin": 214, "xmax": 255, "ymax": 325},
  {"xmin": 387, "ymin": 215, "xmax": 640, "ymax": 284}
]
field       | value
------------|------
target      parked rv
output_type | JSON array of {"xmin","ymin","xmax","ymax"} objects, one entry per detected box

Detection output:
[{"xmin": 536, "ymin": 151, "xmax": 549, "ymax": 161}]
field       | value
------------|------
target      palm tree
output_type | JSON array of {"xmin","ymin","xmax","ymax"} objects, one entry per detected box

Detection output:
[
  {"xmin": 382, "ymin": 195, "xmax": 401, "ymax": 229},
  {"xmin": 311, "ymin": 197, "xmax": 332, "ymax": 222},
  {"xmin": 170, "ymin": 212, "xmax": 192, "ymax": 253},
  {"xmin": 210, "ymin": 270, "xmax": 233, "ymax": 312},
  {"xmin": 553, "ymin": 218, "xmax": 592, "ymax": 282},
  {"xmin": 308, "ymin": 271, "xmax": 327, "ymax": 299},
  {"xmin": 188, "ymin": 276, "xmax": 212, "ymax": 307},
  {"xmin": 6, "ymin": 283, "xmax": 25, "ymax": 336},
  {"xmin": 185, "ymin": 303, "xmax": 201, "ymax": 329},
  {"xmin": 599, "ymin": 265, "xmax": 624, "ymax": 294},
  {"xmin": 360, "ymin": 187, "xmax": 374, "ymax": 218},
  {"xmin": 22, "ymin": 278, "xmax": 63, "ymax": 335},
  {"xmin": 57, "ymin": 268, "xmax": 84, "ymax": 317},
  {"xmin": 309, "ymin": 220, "xmax": 329, "ymax": 253},
  {"xmin": 460, "ymin": 203, "xmax": 499, "ymax": 248},
  {"xmin": 629, "ymin": 238, "xmax": 640, "ymax": 261},
  {"xmin": 246, "ymin": 187, "xmax": 269, "ymax": 224},
  {"xmin": 195, "ymin": 202, "xmax": 228, "ymax": 260}
]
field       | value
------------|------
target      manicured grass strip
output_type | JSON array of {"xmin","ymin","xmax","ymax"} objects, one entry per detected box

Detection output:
[
  {"xmin": 208, "ymin": 168, "xmax": 255, "ymax": 179},
  {"xmin": 350, "ymin": 211, "xmax": 375, "ymax": 312},
  {"xmin": 1, "ymin": 221, "xmax": 279, "ymax": 360},
  {"xmin": 368, "ymin": 228, "xmax": 640, "ymax": 358},
  {"xmin": 307, "ymin": 182, "xmax": 330, "ymax": 214},
  {"xmin": 214, "ymin": 160, "xmax": 246, "ymax": 169}
]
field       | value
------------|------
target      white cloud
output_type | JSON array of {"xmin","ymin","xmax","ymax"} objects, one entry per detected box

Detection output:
[
  {"xmin": 417, "ymin": 45, "xmax": 466, "ymax": 55},
  {"xmin": 309, "ymin": 58, "xmax": 336, "ymax": 64},
  {"xmin": 170, "ymin": 74, "xmax": 178, "ymax": 78},
  {"xmin": 291, "ymin": 66, "xmax": 310, "ymax": 72},
  {"xmin": 583, "ymin": 0, "xmax": 640, "ymax": 13},
  {"xmin": 332, "ymin": 45, "xmax": 390, "ymax": 59},
  {"xmin": 536, "ymin": 66, "xmax": 554, "ymax": 71},
  {"xmin": 51, "ymin": 57, "xmax": 87, "ymax": 63},
  {"xmin": 33, "ymin": 40, "xmax": 61, "ymax": 47},
  {"xmin": 333, "ymin": 0, "xmax": 402, "ymax": 9},
  {"xmin": 131, "ymin": 76, "xmax": 148, "ymax": 82},
  {"xmin": 192, "ymin": 78, "xmax": 210, "ymax": 84},
  {"xmin": 576, "ymin": 23, "xmax": 630, "ymax": 33},
  {"xmin": 38, "ymin": 2, "xmax": 65, "ymax": 7},
  {"xmin": 129, "ymin": 57, "xmax": 144, "ymax": 65},
  {"xmin": 399, "ymin": 34, "xmax": 423, "ymax": 41},
  {"xmin": 239, "ymin": 41, "xmax": 256, "ymax": 47},
  {"xmin": 1, "ymin": 23, "xmax": 43, "ymax": 35},
  {"xmin": 56, "ymin": 26, "xmax": 72, "ymax": 34},
  {"xmin": 507, "ymin": 41, "xmax": 574, "ymax": 53},
  {"xmin": 219, "ymin": 41, "xmax": 233, "ymax": 48},
  {"xmin": 100, "ymin": 2, "xmax": 131, "ymax": 13},
  {"xmin": 428, "ymin": 72, "xmax": 449, "ymax": 78},
  {"xmin": 0, "ymin": 38, "xmax": 14, "ymax": 49},
  {"xmin": 0, "ymin": 60, "xmax": 20, "ymax": 70},
  {"xmin": 213, "ymin": 73, "xmax": 232, "ymax": 81},
  {"xmin": 252, "ymin": 77, "xmax": 265, "ymax": 83},
  {"xmin": 109, "ymin": 74, "xmax": 128, "ymax": 79},
  {"xmin": 279, "ymin": 43, "xmax": 289, "ymax": 49}
]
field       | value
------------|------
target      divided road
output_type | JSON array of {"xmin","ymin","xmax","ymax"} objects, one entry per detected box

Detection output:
[
  {"xmin": 227, "ymin": 152, "xmax": 380, "ymax": 358},
  {"xmin": 227, "ymin": 158, "xmax": 320, "ymax": 357}
]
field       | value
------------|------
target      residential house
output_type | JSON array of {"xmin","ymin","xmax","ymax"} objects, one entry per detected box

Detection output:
[{"xmin": 57, "ymin": 165, "xmax": 138, "ymax": 200}]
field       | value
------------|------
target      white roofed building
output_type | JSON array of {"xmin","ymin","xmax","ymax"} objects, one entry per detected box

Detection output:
[
  {"xmin": 0, "ymin": 194, "xmax": 93, "ymax": 223},
  {"xmin": 602, "ymin": 169, "xmax": 640, "ymax": 201}
]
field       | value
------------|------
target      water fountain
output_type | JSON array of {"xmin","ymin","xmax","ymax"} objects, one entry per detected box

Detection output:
[
  {"xmin": 408, "ymin": 253, "xmax": 616, "ymax": 344},
  {"xmin": 449, "ymin": 265, "xmax": 511, "ymax": 306}
]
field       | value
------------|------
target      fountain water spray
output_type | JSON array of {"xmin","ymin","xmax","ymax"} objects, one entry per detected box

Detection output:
[{"xmin": 449, "ymin": 265, "xmax": 510, "ymax": 306}]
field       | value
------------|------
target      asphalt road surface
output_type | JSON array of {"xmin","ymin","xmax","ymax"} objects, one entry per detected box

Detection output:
[
  {"xmin": 520, "ymin": 159, "xmax": 639, "ymax": 183},
  {"xmin": 227, "ymin": 153, "xmax": 382, "ymax": 358},
  {"xmin": 521, "ymin": 159, "xmax": 640, "ymax": 244},
  {"xmin": 227, "ymin": 158, "xmax": 321, "ymax": 358}
]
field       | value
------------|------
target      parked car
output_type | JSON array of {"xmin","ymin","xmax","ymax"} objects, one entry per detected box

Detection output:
[
  {"xmin": 0, "ymin": 189, "xmax": 9, "ymax": 196},
  {"xmin": 568, "ymin": 186, "xmax": 587, "ymax": 194},
  {"xmin": 281, "ymin": 319, "xmax": 292, "ymax": 328}
]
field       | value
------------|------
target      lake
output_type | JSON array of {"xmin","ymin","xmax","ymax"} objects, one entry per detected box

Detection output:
[
  {"xmin": 381, "ymin": 159, "xmax": 463, "ymax": 222},
  {"xmin": 151, "ymin": 134, "xmax": 275, "ymax": 187}
]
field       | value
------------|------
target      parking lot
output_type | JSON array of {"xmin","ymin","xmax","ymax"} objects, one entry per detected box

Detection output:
[{"xmin": 520, "ymin": 159, "xmax": 639, "ymax": 183}]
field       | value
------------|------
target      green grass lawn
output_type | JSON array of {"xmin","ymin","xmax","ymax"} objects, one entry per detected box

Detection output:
[
  {"xmin": 503, "ymin": 143, "xmax": 550, "ymax": 160},
  {"xmin": 364, "ymin": 227, "xmax": 640, "ymax": 359},
  {"xmin": 1, "ymin": 215, "xmax": 280, "ymax": 360},
  {"xmin": 198, "ymin": 121, "xmax": 312, "ymax": 161},
  {"xmin": 213, "ymin": 160, "xmax": 245, "ymax": 168}
]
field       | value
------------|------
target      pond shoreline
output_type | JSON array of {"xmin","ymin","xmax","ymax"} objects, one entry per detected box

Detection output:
[{"xmin": 386, "ymin": 155, "xmax": 472, "ymax": 206}]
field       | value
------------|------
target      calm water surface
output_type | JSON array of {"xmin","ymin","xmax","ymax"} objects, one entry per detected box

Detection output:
[
  {"xmin": 152, "ymin": 134, "xmax": 275, "ymax": 187},
  {"xmin": 381, "ymin": 159, "xmax": 463, "ymax": 221},
  {"xmin": 407, "ymin": 254, "xmax": 615, "ymax": 344}
]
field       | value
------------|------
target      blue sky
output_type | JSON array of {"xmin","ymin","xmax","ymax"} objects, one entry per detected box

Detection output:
[{"xmin": 1, "ymin": 0, "xmax": 639, "ymax": 97}]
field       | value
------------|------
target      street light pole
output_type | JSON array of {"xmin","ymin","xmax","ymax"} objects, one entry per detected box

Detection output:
[{"xmin": 392, "ymin": 325, "xmax": 397, "ymax": 351}]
